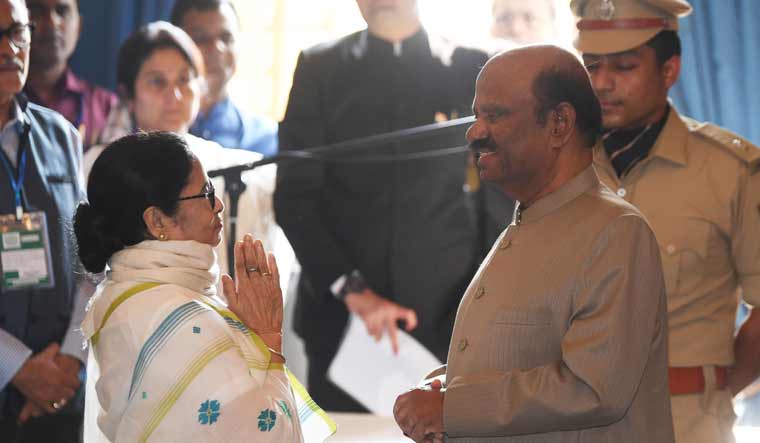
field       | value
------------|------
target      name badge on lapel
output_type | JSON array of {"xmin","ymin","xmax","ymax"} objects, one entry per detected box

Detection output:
[{"xmin": 0, "ymin": 211, "xmax": 54, "ymax": 290}]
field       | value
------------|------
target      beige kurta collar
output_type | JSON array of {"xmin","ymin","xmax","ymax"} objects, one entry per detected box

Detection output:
[{"xmin": 518, "ymin": 165, "xmax": 599, "ymax": 224}]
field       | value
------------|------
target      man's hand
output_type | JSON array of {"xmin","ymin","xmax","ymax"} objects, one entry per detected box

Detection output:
[
  {"xmin": 394, "ymin": 380, "xmax": 445, "ymax": 442},
  {"xmin": 55, "ymin": 353, "xmax": 83, "ymax": 377},
  {"xmin": 344, "ymin": 288, "xmax": 418, "ymax": 354},
  {"xmin": 18, "ymin": 400, "xmax": 44, "ymax": 424},
  {"xmin": 729, "ymin": 308, "xmax": 760, "ymax": 396},
  {"xmin": 11, "ymin": 343, "xmax": 81, "ymax": 414}
]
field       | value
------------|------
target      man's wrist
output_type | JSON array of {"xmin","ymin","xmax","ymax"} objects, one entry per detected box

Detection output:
[{"xmin": 335, "ymin": 270, "xmax": 368, "ymax": 301}]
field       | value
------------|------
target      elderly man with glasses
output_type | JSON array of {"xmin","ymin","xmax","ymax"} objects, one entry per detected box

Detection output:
[{"xmin": 0, "ymin": 0, "xmax": 88, "ymax": 441}]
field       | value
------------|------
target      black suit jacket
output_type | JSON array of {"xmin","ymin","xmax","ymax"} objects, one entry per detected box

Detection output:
[{"xmin": 274, "ymin": 28, "xmax": 488, "ymax": 360}]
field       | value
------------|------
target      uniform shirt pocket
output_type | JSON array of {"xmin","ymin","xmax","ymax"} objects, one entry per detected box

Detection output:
[{"xmin": 656, "ymin": 218, "xmax": 710, "ymax": 295}]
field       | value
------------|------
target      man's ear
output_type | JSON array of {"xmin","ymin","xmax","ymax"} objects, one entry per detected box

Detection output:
[
  {"xmin": 662, "ymin": 55, "xmax": 681, "ymax": 90},
  {"xmin": 142, "ymin": 206, "xmax": 171, "ymax": 240},
  {"xmin": 549, "ymin": 103, "xmax": 575, "ymax": 147}
]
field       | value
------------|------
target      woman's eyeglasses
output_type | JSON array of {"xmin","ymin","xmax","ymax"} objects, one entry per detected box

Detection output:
[{"xmin": 177, "ymin": 181, "xmax": 216, "ymax": 209}]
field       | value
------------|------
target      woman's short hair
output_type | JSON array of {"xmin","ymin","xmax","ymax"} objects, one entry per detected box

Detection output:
[
  {"xmin": 117, "ymin": 21, "xmax": 205, "ymax": 100},
  {"xmin": 74, "ymin": 132, "xmax": 196, "ymax": 273}
]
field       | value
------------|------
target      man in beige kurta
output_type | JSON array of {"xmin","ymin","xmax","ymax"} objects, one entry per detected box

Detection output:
[
  {"xmin": 393, "ymin": 45, "xmax": 673, "ymax": 442},
  {"xmin": 572, "ymin": 1, "xmax": 760, "ymax": 442}
]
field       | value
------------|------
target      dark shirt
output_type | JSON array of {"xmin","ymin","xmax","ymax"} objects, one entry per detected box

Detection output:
[
  {"xmin": 25, "ymin": 68, "xmax": 118, "ymax": 150},
  {"xmin": 603, "ymin": 106, "xmax": 670, "ymax": 177}
]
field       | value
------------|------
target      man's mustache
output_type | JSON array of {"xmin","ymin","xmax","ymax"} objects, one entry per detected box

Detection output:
[{"xmin": 469, "ymin": 138, "xmax": 497, "ymax": 153}]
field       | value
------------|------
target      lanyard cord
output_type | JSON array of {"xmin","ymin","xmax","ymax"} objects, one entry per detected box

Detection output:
[
  {"xmin": 0, "ymin": 145, "xmax": 27, "ymax": 219},
  {"xmin": 1, "ymin": 120, "xmax": 31, "ymax": 219}
]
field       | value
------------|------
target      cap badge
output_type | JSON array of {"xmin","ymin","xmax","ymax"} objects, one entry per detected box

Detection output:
[{"xmin": 598, "ymin": 0, "xmax": 616, "ymax": 20}]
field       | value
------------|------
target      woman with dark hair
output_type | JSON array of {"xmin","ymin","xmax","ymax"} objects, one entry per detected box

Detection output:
[
  {"xmin": 84, "ymin": 21, "xmax": 282, "ymax": 282},
  {"xmin": 76, "ymin": 132, "xmax": 333, "ymax": 442}
]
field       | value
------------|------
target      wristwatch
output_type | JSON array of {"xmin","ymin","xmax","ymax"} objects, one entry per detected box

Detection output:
[{"xmin": 336, "ymin": 270, "xmax": 368, "ymax": 301}]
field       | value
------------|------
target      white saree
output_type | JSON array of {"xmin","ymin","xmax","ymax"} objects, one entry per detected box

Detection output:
[{"xmin": 80, "ymin": 240, "xmax": 335, "ymax": 442}]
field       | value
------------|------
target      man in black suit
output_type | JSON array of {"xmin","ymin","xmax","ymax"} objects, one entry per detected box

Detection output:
[{"xmin": 274, "ymin": 0, "xmax": 489, "ymax": 411}]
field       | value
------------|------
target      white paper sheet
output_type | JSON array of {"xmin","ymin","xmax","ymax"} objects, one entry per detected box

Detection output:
[{"xmin": 327, "ymin": 314, "xmax": 443, "ymax": 417}]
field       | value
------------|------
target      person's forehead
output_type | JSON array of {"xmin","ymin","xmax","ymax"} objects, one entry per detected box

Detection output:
[
  {"xmin": 0, "ymin": 0, "xmax": 28, "ymax": 24},
  {"xmin": 139, "ymin": 48, "xmax": 193, "ymax": 75},
  {"xmin": 188, "ymin": 158, "xmax": 208, "ymax": 187},
  {"xmin": 476, "ymin": 65, "xmax": 533, "ymax": 105},
  {"xmin": 181, "ymin": 4, "xmax": 238, "ymax": 32}
]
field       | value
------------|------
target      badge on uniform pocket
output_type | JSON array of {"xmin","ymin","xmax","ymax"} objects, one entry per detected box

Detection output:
[{"xmin": 0, "ymin": 211, "xmax": 54, "ymax": 290}]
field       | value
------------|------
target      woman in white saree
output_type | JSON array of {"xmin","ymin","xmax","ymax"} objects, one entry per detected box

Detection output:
[{"xmin": 74, "ymin": 132, "xmax": 333, "ymax": 442}]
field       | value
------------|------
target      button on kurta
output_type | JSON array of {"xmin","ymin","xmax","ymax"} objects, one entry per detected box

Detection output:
[
  {"xmin": 499, "ymin": 239, "xmax": 511, "ymax": 250},
  {"xmin": 617, "ymin": 188, "xmax": 627, "ymax": 197},
  {"xmin": 475, "ymin": 287, "xmax": 486, "ymax": 299},
  {"xmin": 666, "ymin": 244, "xmax": 676, "ymax": 255},
  {"xmin": 458, "ymin": 338, "xmax": 468, "ymax": 351}
]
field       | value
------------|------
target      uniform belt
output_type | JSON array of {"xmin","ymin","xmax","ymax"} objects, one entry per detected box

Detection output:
[{"xmin": 669, "ymin": 366, "xmax": 728, "ymax": 395}]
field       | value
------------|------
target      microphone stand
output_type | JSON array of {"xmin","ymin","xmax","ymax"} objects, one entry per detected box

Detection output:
[{"xmin": 208, "ymin": 116, "xmax": 475, "ymax": 277}]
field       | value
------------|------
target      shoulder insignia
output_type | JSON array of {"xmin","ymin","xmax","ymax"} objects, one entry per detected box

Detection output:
[{"xmin": 690, "ymin": 121, "xmax": 760, "ymax": 171}]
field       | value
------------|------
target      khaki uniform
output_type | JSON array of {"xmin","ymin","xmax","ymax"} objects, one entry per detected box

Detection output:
[
  {"xmin": 442, "ymin": 166, "xmax": 673, "ymax": 442},
  {"xmin": 594, "ymin": 108, "xmax": 760, "ymax": 443}
]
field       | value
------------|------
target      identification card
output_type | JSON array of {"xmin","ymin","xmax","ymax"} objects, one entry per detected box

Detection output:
[{"xmin": 0, "ymin": 211, "xmax": 54, "ymax": 290}]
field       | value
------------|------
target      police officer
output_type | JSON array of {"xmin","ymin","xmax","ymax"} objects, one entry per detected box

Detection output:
[{"xmin": 571, "ymin": 1, "xmax": 760, "ymax": 442}]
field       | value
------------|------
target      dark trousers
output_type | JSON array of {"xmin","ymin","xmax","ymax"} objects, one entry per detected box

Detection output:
[{"xmin": 0, "ymin": 412, "xmax": 82, "ymax": 443}]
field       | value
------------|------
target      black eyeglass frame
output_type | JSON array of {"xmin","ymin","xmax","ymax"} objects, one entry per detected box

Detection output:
[
  {"xmin": 177, "ymin": 181, "xmax": 216, "ymax": 210},
  {"xmin": 0, "ymin": 22, "xmax": 35, "ymax": 49}
]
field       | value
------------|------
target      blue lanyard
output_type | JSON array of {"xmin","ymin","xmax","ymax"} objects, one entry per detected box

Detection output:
[{"xmin": 0, "ymin": 145, "xmax": 27, "ymax": 220}]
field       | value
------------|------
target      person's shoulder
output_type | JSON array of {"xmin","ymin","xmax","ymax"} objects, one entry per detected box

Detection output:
[
  {"xmin": 89, "ymin": 281, "xmax": 214, "ymax": 342},
  {"xmin": 238, "ymin": 107, "xmax": 277, "ymax": 135},
  {"xmin": 186, "ymin": 132, "xmax": 263, "ymax": 167},
  {"xmin": 427, "ymin": 33, "xmax": 489, "ymax": 67},
  {"xmin": 185, "ymin": 132, "xmax": 230, "ymax": 158},
  {"xmin": 581, "ymin": 184, "xmax": 657, "ymax": 252},
  {"xmin": 301, "ymin": 30, "xmax": 363, "ymax": 60},
  {"xmin": 450, "ymin": 43, "xmax": 490, "ymax": 66},
  {"xmin": 581, "ymin": 181, "xmax": 650, "ymax": 229},
  {"xmin": 596, "ymin": 182, "xmax": 640, "ymax": 212},
  {"xmin": 681, "ymin": 114, "xmax": 760, "ymax": 173},
  {"xmin": 27, "ymin": 101, "xmax": 73, "ymax": 128},
  {"xmin": 26, "ymin": 101, "xmax": 81, "ymax": 146}
]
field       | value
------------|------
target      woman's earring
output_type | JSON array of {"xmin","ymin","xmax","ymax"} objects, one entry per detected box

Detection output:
[{"xmin": 158, "ymin": 232, "xmax": 167, "ymax": 241}]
